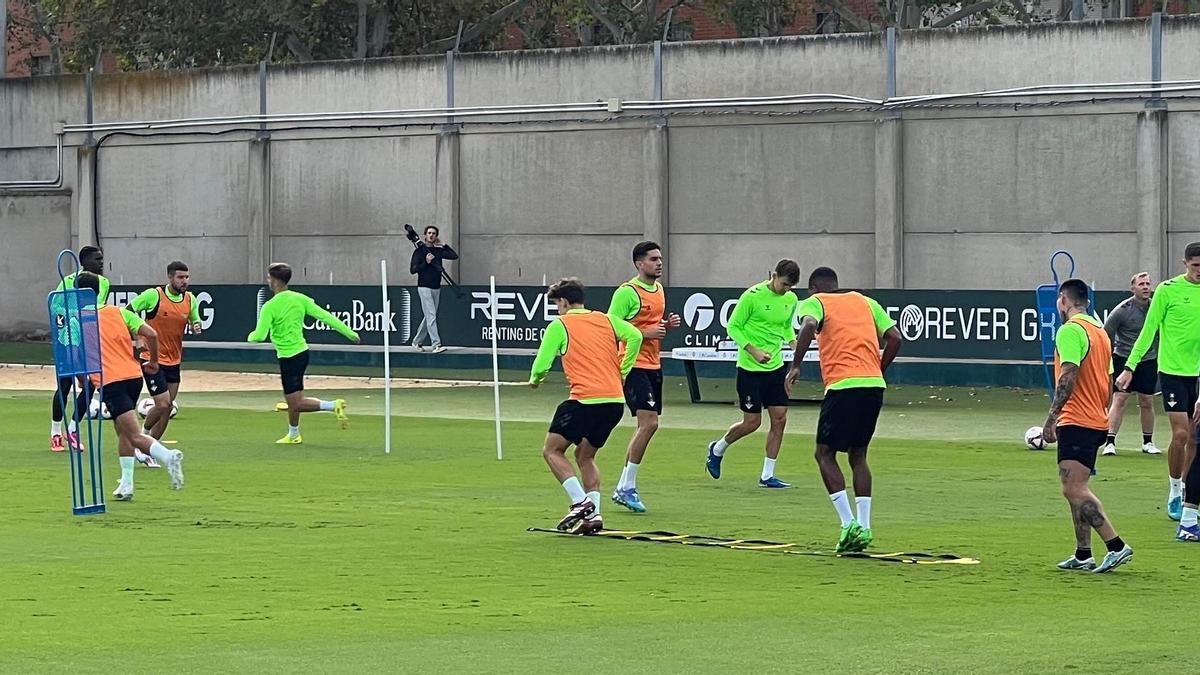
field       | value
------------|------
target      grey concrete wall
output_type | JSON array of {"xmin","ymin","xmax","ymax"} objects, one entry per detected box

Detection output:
[
  {"xmin": 457, "ymin": 128, "xmax": 648, "ymax": 285},
  {"xmin": 668, "ymin": 120, "xmax": 877, "ymax": 287},
  {"xmin": 897, "ymin": 22, "xmax": 1150, "ymax": 96},
  {"xmin": 457, "ymin": 46, "xmax": 654, "ymax": 106},
  {"xmin": 94, "ymin": 140, "xmax": 252, "ymax": 286},
  {"xmin": 665, "ymin": 34, "xmax": 886, "ymax": 100},
  {"xmin": 0, "ymin": 192, "xmax": 74, "ymax": 334},
  {"xmin": 268, "ymin": 58, "xmax": 446, "ymax": 113},
  {"xmin": 6, "ymin": 17, "xmax": 1200, "ymax": 333}
]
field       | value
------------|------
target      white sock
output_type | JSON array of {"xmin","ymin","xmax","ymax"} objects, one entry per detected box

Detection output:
[
  {"xmin": 1182, "ymin": 507, "xmax": 1199, "ymax": 528},
  {"xmin": 68, "ymin": 419, "xmax": 78, "ymax": 433},
  {"xmin": 51, "ymin": 420, "xmax": 63, "ymax": 436},
  {"xmin": 561, "ymin": 476, "xmax": 586, "ymax": 504},
  {"xmin": 616, "ymin": 464, "xmax": 630, "ymax": 491},
  {"xmin": 119, "ymin": 456, "xmax": 135, "ymax": 486},
  {"xmin": 288, "ymin": 425, "xmax": 300, "ymax": 438},
  {"xmin": 830, "ymin": 490, "xmax": 854, "ymax": 526},
  {"xmin": 856, "ymin": 496, "xmax": 873, "ymax": 529},
  {"xmin": 712, "ymin": 437, "xmax": 730, "ymax": 457},
  {"xmin": 1170, "ymin": 478, "xmax": 1183, "ymax": 500},
  {"xmin": 586, "ymin": 491, "xmax": 601, "ymax": 515},
  {"xmin": 761, "ymin": 457, "xmax": 776, "ymax": 481},
  {"xmin": 148, "ymin": 440, "xmax": 174, "ymax": 464},
  {"xmin": 319, "ymin": 400, "xmax": 335, "ymax": 411},
  {"xmin": 624, "ymin": 462, "xmax": 640, "ymax": 489}
]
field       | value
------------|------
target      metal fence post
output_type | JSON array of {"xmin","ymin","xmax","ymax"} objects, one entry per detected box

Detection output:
[
  {"xmin": 1150, "ymin": 12, "xmax": 1163, "ymax": 105},
  {"xmin": 445, "ymin": 49, "xmax": 456, "ymax": 126}
]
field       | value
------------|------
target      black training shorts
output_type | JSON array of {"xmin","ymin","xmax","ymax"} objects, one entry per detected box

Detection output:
[
  {"xmin": 100, "ymin": 377, "xmax": 144, "ymax": 420},
  {"xmin": 1113, "ymin": 355, "xmax": 1157, "ymax": 396},
  {"xmin": 1056, "ymin": 425, "xmax": 1106, "ymax": 471},
  {"xmin": 548, "ymin": 400, "xmax": 624, "ymax": 449},
  {"xmin": 624, "ymin": 367, "xmax": 664, "ymax": 416},
  {"xmin": 817, "ymin": 387, "xmax": 885, "ymax": 452},
  {"xmin": 279, "ymin": 350, "xmax": 310, "ymax": 395},
  {"xmin": 1159, "ymin": 373, "xmax": 1198, "ymax": 415},
  {"xmin": 735, "ymin": 366, "xmax": 789, "ymax": 414}
]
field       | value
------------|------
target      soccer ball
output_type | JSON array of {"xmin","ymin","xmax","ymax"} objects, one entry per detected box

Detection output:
[
  {"xmin": 137, "ymin": 398, "xmax": 156, "ymax": 418},
  {"xmin": 1025, "ymin": 426, "xmax": 1047, "ymax": 451},
  {"xmin": 137, "ymin": 398, "xmax": 180, "ymax": 419},
  {"xmin": 87, "ymin": 397, "xmax": 111, "ymax": 420}
]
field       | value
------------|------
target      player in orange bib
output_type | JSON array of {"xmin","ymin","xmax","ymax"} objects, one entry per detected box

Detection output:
[
  {"xmin": 607, "ymin": 241, "xmax": 680, "ymax": 513},
  {"xmin": 1043, "ymin": 279, "xmax": 1133, "ymax": 573},
  {"xmin": 76, "ymin": 273, "xmax": 184, "ymax": 501},
  {"xmin": 788, "ymin": 267, "xmax": 901, "ymax": 553},
  {"xmin": 128, "ymin": 261, "xmax": 203, "ymax": 444},
  {"xmin": 530, "ymin": 278, "xmax": 643, "ymax": 535}
]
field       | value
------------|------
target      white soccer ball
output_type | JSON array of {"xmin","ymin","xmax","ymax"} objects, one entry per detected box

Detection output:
[
  {"xmin": 137, "ymin": 397, "xmax": 156, "ymax": 418},
  {"xmin": 137, "ymin": 398, "xmax": 180, "ymax": 419},
  {"xmin": 88, "ymin": 397, "xmax": 111, "ymax": 420},
  {"xmin": 1025, "ymin": 426, "xmax": 1047, "ymax": 451}
]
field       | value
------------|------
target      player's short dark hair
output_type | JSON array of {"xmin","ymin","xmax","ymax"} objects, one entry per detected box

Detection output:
[
  {"xmin": 808, "ymin": 266, "xmax": 838, "ymax": 290},
  {"xmin": 267, "ymin": 262, "xmax": 292, "ymax": 284},
  {"xmin": 1186, "ymin": 242, "xmax": 1200, "ymax": 260},
  {"xmin": 632, "ymin": 241, "xmax": 661, "ymax": 263},
  {"xmin": 1059, "ymin": 278, "xmax": 1090, "ymax": 306},
  {"xmin": 424, "ymin": 225, "xmax": 439, "ymax": 236},
  {"xmin": 75, "ymin": 271, "xmax": 100, "ymax": 294},
  {"xmin": 548, "ymin": 277, "xmax": 585, "ymax": 305},
  {"xmin": 774, "ymin": 259, "xmax": 800, "ymax": 285},
  {"xmin": 78, "ymin": 245, "xmax": 102, "ymax": 262},
  {"xmin": 167, "ymin": 261, "xmax": 188, "ymax": 275}
]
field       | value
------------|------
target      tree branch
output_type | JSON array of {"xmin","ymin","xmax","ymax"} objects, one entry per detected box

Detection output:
[
  {"xmin": 932, "ymin": 0, "xmax": 999, "ymax": 27},
  {"xmin": 369, "ymin": 2, "xmax": 389, "ymax": 56},
  {"xmin": 419, "ymin": 0, "xmax": 536, "ymax": 53},
  {"xmin": 1010, "ymin": 0, "xmax": 1033, "ymax": 23},
  {"xmin": 586, "ymin": 0, "xmax": 627, "ymax": 42},
  {"xmin": 818, "ymin": 0, "xmax": 873, "ymax": 32},
  {"xmin": 285, "ymin": 33, "xmax": 313, "ymax": 62}
]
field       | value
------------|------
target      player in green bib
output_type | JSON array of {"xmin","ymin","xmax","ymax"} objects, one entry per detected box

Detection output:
[
  {"xmin": 48, "ymin": 245, "xmax": 110, "ymax": 453},
  {"xmin": 705, "ymin": 259, "xmax": 801, "ymax": 488},
  {"xmin": 1117, "ymin": 242, "xmax": 1200, "ymax": 528},
  {"xmin": 247, "ymin": 263, "xmax": 360, "ymax": 445}
]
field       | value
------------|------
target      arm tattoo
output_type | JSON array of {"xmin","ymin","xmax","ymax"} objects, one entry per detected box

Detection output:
[
  {"xmin": 1078, "ymin": 498, "xmax": 1107, "ymax": 529},
  {"xmin": 1049, "ymin": 364, "xmax": 1080, "ymax": 418}
]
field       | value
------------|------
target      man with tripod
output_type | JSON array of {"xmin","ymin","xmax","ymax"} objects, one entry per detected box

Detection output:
[{"xmin": 409, "ymin": 225, "xmax": 458, "ymax": 353}]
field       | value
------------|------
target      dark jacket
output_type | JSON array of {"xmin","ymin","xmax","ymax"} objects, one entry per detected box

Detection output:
[{"xmin": 410, "ymin": 243, "xmax": 458, "ymax": 289}]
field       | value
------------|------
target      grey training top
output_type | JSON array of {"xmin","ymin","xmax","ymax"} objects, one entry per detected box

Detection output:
[{"xmin": 1104, "ymin": 296, "xmax": 1158, "ymax": 360}]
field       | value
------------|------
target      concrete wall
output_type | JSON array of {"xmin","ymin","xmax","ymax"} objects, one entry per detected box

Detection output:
[
  {"xmin": 5, "ymin": 16, "xmax": 1200, "ymax": 332},
  {"xmin": 0, "ymin": 192, "xmax": 73, "ymax": 334}
]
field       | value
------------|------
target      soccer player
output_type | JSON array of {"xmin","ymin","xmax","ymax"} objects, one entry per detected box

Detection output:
[
  {"xmin": 49, "ymin": 245, "xmax": 109, "ymax": 453},
  {"xmin": 1116, "ymin": 243, "xmax": 1200, "ymax": 523},
  {"xmin": 75, "ymin": 272, "xmax": 184, "ymax": 500},
  {"xmin": 530, "ymin": 278, "xmax": 642, "ymax": 535},
  {"xmin": 705, "ymin": 259, "xmax": 801, "ymax": 488},
  {"xmin": 247, "ymin": 263, "xmax": 360, "ymax": 444},
  {"xmin": 608, "ymin": 241, "xmax": 680, "ymax": 513},
  {"xmin": 127, "ymin": 261, "xmax": 203, "ymax": 446},
  {"xmin": 786, "ymin": 267, "xmax": 901, "ymax": 552},
  {"xmin": 1102, "ymin": 272, "xmax": 1159, "ymax": 457},
  {"xmin": 1044, "ymin": 279, "xmax": 1133, "ymax": 572}
]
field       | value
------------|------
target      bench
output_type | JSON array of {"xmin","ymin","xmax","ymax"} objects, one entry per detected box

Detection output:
[{"xmin": 670, "ymin": 341, "xmax": 820, "ymax": 404}]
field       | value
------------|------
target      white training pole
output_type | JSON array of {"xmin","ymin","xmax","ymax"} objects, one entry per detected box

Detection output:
[
  {"xmin": 490, "ymin": 275, "xmax": 503, "ymax": 461},
  {"xmin": 381, "ymin": 260, "xmax": 392, "ymax": 455}
]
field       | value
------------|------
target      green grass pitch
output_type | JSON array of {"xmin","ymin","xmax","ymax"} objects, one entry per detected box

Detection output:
[{"xmin": 0, "ymin": 369, "xmax": 1191, "ymax": 673}]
